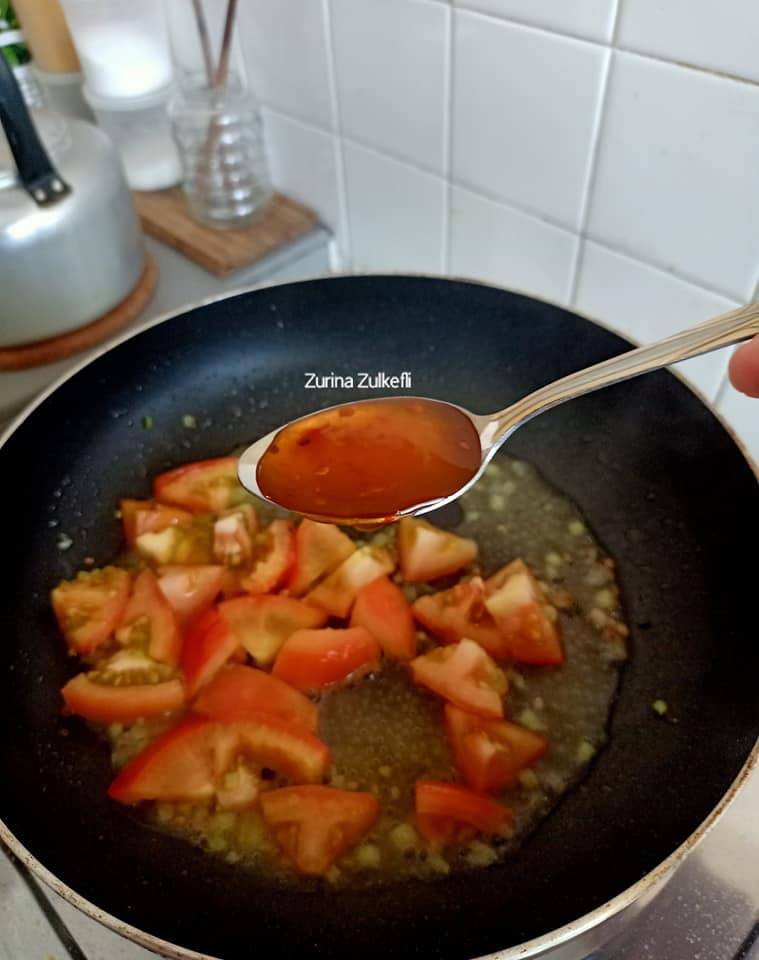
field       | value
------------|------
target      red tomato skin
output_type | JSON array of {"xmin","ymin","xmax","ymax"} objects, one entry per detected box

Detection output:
[
  {"xmin": 411, "ymin": 578, "xmax": 503, "ymax": 654},
  {"xmin": 241, "ymin": 520, "xmax": 296, "ymax": 594},
  {"xmin": 51, "ymin": 567, "xmax": 132, "ymax": 655},
  {"xmin": 350, "ymin": 576, "xmax": 416, "ymax": 661},
  {"xmin": 193, "ymin": 664, "xmax": 318, "ymax": 734},
  {"xmin": 157, "ymin": 565, "xmax": 225, "ymax": 629},
  {"xmin": 445, "ymin": 704, "xmax": 548, "ymax": 792},
  {"xmin": 409, "ymin": 638, "xmax": 506, "ymax": 719},
  {"xmin": 398, "ymin": 518, "xmax": 477, "ymax": 582},
  {"xmin": 62, "ymin": 674, "xmax": 185, "ymax": 725},
  {"xmin": 181, "ymin": 608, "xmax": 241, "ymax": 697},
  {"xmin": 287, "ymin": 519, "xmax": 356, "ymax": 596},
  {"xmin": 415, "ymin": 780, "xmax": 512, "ymax": 844},
  {"xmin": 118, "ymin": 569, "xmax": 181, "ymax": 666},
  {"xmin": 154, "ymin": 457, "xmax": 243, "ymax": 513},
  {"xmin": 260, "ymin": 785, "xmax": 379, "ymax": 876},
  {"xmin": 272, "ymin": 627, "xmax": 381, "ymax": 692},
  {"xmin": 484, "ymin": 560, "xmax": 564, "ymax": 665}
]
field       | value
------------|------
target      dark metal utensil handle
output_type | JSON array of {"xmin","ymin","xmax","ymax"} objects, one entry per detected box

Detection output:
[{"xmin": 0, "ymin": 51, "xmax": 70, "ymax": 206}]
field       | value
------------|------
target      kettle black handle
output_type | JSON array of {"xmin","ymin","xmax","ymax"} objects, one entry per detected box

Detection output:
[{"xmin": 0, "ymin": 51, "xmax": 70, "ymax": 206}]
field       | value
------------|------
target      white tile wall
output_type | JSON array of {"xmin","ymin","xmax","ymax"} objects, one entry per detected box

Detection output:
[
  {"xmin": 331, "ymin": 0, "xmax": 449, "ymax": 173},
  {"xmin": 449, "ymin": 186, "xmax": 577, "ymax": 303},
  {"xmin": 238, "ymin": 0, "xmax": 333, "ymax": 129},
  {"xmin": 587, "ymin": 52, "xmax": 759, "ymax": 301},
  {"xmin": 241, "ymin": 0, "xmax": 759, "ymax": 450},
  {"xmin": 453, "ymin": 0, "xmax": 617, "ymax": 43},
  {"xmin": 451, "ymin": 12, "xmax": 609, "ymax": 230},
  {"xmin": 343, "ymin": 141, "xmax": 446, "ymax": 273},
  {"xmin": 262, "ymin": 108, "xmax": 345, "ymax": 251},
  {"xmin": 617, "ymin": 0, "xmax": 759, "ymax": 84},
  {"xmin": 574, "ymin": 240, "xmax": 738, "ymax": 400}
]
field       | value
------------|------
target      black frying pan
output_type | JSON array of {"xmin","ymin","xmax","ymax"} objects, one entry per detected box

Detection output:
[{"xmin": 1, "ymin": 277, "xmax": 757, "ymax": 960}]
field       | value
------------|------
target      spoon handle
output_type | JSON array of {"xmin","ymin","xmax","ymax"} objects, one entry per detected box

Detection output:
[{"xmin": 489, "ymin": 300, "xmax": 759, "ymax": 443}]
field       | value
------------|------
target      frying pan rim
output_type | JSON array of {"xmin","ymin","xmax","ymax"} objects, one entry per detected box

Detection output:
[{"xmin": 0, "ymin": 273, "xmax": 757, "ymax": 960}]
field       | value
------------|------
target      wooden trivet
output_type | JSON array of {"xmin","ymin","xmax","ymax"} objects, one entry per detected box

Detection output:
[
  {"xmin": 0, "ymin": 254, "xmax": 157, "ymax": 371},
  {"xmin": 133, "ymin": 189, "xmax": 318, "ymax": 277}
]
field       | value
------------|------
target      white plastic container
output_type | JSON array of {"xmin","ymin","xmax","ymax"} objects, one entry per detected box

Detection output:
[
  {"xmin": 84, "ymin": 85, "xmax": 182, "ymax": 192},
  {"xmin": 60, "ymin": 0, "xmax": 173, "ymax": 99}
]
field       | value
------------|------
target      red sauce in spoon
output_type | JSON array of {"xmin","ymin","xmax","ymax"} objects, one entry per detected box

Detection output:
[{"xmin": 256, "ymin": 397, "xmax": 481, "ymax": 523}]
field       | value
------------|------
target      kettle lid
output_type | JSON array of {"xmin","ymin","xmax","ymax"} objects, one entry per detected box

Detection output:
[{"xmin": 0, "ymin": 108, "xmax": 68, "ymax": 190}]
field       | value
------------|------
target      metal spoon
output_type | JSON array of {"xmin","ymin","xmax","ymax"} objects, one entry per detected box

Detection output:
[{"xmin": 239, "ymin": 301, "xmax": 759, "ymax": 521}]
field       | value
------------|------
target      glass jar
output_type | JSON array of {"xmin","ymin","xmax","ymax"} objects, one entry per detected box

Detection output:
[{"xmin": 168, "ymin": 74, "xmax": 271, "ymax": 228}]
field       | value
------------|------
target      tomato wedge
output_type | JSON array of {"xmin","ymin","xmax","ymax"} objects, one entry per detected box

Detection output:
[
  {"xmin": 240, "ymin": 520, "xmax": 295, "ymax": 594},
  {"xmin": 120, "ymin": 499, "xmax": 193, "ymax": 545},
  {"xmin": 411, "ymin": 577, "xmax": 502, "ymax": 654},
  {"xmin": 260, "ymin": 785, "xmax": 379, "ymax": 876},
  {"xmin": 154, "ymin": 457, "xmax": 247, "ymax": 513},
  {"xmin": 181, "ymin": 608, "xmax": 241, "ymax": 697},
  {"xmin": 109, "ymin": 715, "xmax": 330, "ymax": 806},
  {"xmin": 218, "ymin": 594, "xmax": 328, "ymax": 666},
  {"xmin": 484, "ymin": 560, "xmax": 563, "ymax": 665},
  {"xmin": 157, "ymin": 565, "xmax": 225, "ymax": 628},
  {"xmin": 409, "ymin": 638, "xmax": 507, "ymax": 719},
  {"xmin": 350, "ymin": 576, "xmax": 416, "ymax": 661},
  {"xmin": 116, "ymin": 569, "xmax": 181, "ymax": 665},
  {"xmin": 273, "ymin": 627, "xmax": 381, "ymax": 692},
  {"xmin": 51, "ymin": 567, "xmax": 131, "ymax": 655},
  {"xmin": 398, "ymin": 518, "xmax": 477, "ymax": 582},
  {"xmin": 135, "ymin": 522, "xmax": 213, "ymax": 566},
  {"xmin": 193, "ymin": 664, "xmax": 318, "ymax": 734},
  {"xmin": 445, "ymin": 705, "xmax": 548, "ymax": 793},
  {"xmin": 306, "ymin": 545, "xmax": 395, "ymax": 618},
  {"xmin": 287, "ymin": 519, "xmax": 356, "ymax": 596},
  {"xmin": 62, "ymin": 673, "xmax": 184, "ymax": 724},
  {"xmin": 415, "ymin": 780, "xmax": 512, "ymax": 845}
]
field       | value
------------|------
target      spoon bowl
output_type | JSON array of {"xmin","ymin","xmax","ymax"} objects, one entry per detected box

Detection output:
[{"xmin": 239, "ymin": 301, "xmax": 759, "ymax": 524}]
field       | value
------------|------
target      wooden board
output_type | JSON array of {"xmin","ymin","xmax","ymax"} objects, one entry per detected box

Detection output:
[
  {"xmin": 0, "ymin": 255, "xmax": 157, "ymax": 371},
  {"xmin": 133, "ymin": 189, "xmax": 318, "ymax": 277}
]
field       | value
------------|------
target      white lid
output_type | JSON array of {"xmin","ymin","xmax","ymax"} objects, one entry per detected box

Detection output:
[{"xmin": 82, "ymin": 82, "xmax": 173, "ymax": 111}]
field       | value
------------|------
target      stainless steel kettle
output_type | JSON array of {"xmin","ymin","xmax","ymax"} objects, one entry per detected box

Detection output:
[{"xmin": 0, "ymin": 53, "xmax": 145, "ymax": 347}]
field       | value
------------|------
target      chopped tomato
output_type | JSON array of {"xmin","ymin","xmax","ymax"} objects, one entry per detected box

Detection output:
[
  {"xmin": 240, "ymin": 520, "xmax": 295, "ymax": 594},
  {"xmin": 154, "ymin": 457, "xmax": 247, "ymax": 513},
  {"xmin": 193, "ymin": 664, "xmax": 318, "ymax": 734},
  {"xmin": 108, "ymin": 716, "xmax": 232, "ymax": 804},
  {"xmin": 260, "ymin": 785, "xmax": 379, "ymax": 876},
  {"xmin": 306, "ymin": 545, "xmax": 395, "ymax": 618},
  {"xmin": 213, "ymin": 505, "xmax": 257, "ymax": 567},
  {"xmin": 398, "ymin": 518, "xmax": 477, "ymax": 582},
  {"xmin": 350, "ymin": 576, "xmax": 416, "ymax": 661},
  {"xmin": 415, "ymin": 780, "xmax": 512, "ymax": 845},
  {"xmin": 135, "ymin": 522, "xmax": 213, "ymax": 566},
  {"xmin": 445, "ymin": 705, "xmax": 547, "ymax": 793},
  {"xmin": 272, "ymin": 627, "xmax": 381, "ymax": 692},
  {"xmin": 409, "ymin": 638, "xmax": 507, "ymax": 719},
  {"xmin": 157, "ymin": 565, "xmax": 224, "ymax": 628},
  {"xmin": 120, "ymin": 499, "xmax": 193, "ymax": 546},
  {"xmin": 181, "ymin": 608, "xmax": 241, "ymax": 697},
  {"xmin": 411, "ymin": 577, "xmax": 502, "ymax": 654},
  {"xmin": 108, "ymin": 715, "xmax": 330, "ymax": 806},
  {"xmin": 287, "ymin": 519, "xmax": 356, "ymax": 596},
  {"xmin": 484, "ymin": 560, "xmax": 563, "ymax": 665},
  {"xmin": 51, "ymin": 567, "xmax": 131, "ymax": 655},
  {"xmin": 218, "ymin": 595, "xmax": 327, "ymax": 666},
  {"xmin": 116, "ymin": 569, "xmax": 181, "ymax": 665},
  {"xmin": 62, "ymin": 673, "xmax": 184, "ymax": 724}
]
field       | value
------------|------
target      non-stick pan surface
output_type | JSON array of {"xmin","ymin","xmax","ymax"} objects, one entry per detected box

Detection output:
[{"xmin": 1, "ymin": 277, "xmax": 757, "ymax": 960}]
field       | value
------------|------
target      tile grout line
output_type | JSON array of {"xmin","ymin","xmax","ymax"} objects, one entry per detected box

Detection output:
[
  {"xmin": 455, "ymin": 1, "xmax": 759, "ymax": 91},
  {"xmin": 441, "ymin": 3, "xmax": 454, "ymax": 273},
  {"xmin": 321, "ymin": 0, "xmax": 353, "ymax": 271},
  {"xmin": 567, "ymin": 0, "xmax": 621, "ymax": 306}
]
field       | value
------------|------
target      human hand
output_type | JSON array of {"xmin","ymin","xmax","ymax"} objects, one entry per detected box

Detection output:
[{"xmin": 729, "ymin": 336, "xmax": 759, "ymax": 397}]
